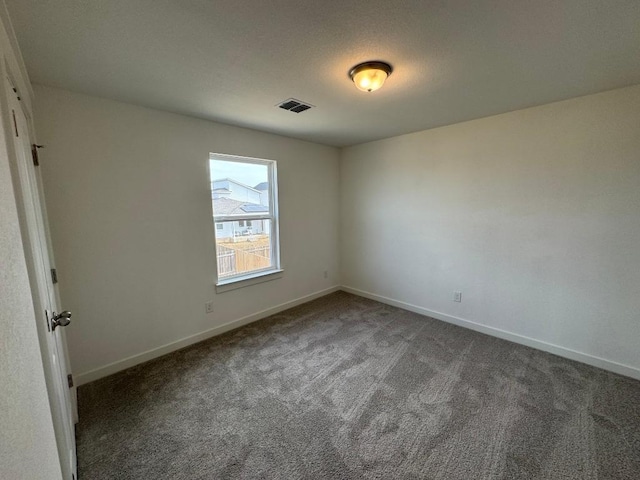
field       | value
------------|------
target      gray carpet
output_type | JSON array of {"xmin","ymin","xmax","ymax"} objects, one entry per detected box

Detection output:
[{"xmin": 77, "ymin": 291, "xmax": 640, "ymax": 479}]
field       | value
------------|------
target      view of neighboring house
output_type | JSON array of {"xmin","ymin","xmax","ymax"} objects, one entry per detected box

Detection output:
[
  {"xmin": 213, "ymin": 178, "xmax": 266, "ymax": 204},
  {"xmin": 212, "ymin": 178, "xmax": 270, "ymax": 240}
]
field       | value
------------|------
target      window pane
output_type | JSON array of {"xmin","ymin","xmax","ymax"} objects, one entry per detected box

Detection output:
[
  {"xmin": 215, "ymin": 220, "xmax": 273, "ymax": 279},
  {"xmin": 210, "ymin": 154, "xmax": 279, "ymax": 283},
  {"xmin": 211, "ymin": 159, "xmax": 270, "ymax": 214}
]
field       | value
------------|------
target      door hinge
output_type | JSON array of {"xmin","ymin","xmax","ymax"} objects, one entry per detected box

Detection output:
[
  {"xmin": 51, "ymin": 268, "xmax": 58, "ymax": 284},
  {"xmin": 11, "ymin": 109, "xmax": 18, "ymax": 137},
  {"xmin": 31, "ymin": 144, "xmax": 41, "ymax": 166},
  {"xmin": 67, "ymin": 374, "xmax": 74, "ymax": 388}
]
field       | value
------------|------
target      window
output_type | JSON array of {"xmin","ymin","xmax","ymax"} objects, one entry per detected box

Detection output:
[{"xmin": 210, "ymin": 154, "xmax": 281, "ymax": 286}]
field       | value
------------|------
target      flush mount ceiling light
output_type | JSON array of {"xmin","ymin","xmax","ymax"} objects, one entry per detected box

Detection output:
[{"xmin": 349, "ymin": 61, "xmax": 393, "ymax": 92}]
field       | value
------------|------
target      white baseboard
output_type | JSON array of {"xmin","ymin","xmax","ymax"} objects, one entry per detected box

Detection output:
[
  {"xmin": 77, "ymin": 284, "xmax": 640, "ymax": 386},
  {"xmin": 75, "ymin": 286, "xmax": 341, "ymax": 386},
  {"xmin": 341, "ymin": 286, "xmax": 640, "ymax": 381}
]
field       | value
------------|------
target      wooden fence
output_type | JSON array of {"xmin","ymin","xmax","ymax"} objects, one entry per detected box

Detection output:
[
  {"xmin": 217, "ymin": 244, "xmax": 270, "ymax": 278},
  {"xmin": 217, "ymin": 245, "xmax": 237, "ymax": 278}
]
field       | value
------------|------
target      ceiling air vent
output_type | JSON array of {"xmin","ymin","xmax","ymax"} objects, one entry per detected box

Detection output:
[{"xmin": 277, "ymin": 98, "xmax": 314, "ymax": 113}]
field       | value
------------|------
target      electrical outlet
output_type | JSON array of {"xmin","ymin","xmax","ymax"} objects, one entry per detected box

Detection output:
[
  {"xmin": 205, "ymin": 301, "xmax": 214, "ymax": 313},
  {"xmin": 323, "ymin": 270, "xmax": 328, "ymax": 279},
  {"xmin": 453, "ymin": 291, "xmax": 462, "ymax": 303}
]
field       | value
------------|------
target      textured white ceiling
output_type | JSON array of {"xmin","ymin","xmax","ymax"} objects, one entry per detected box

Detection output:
[{"xmin": 6, "ymin": 0, "xmax": 640, "ymax": 147}]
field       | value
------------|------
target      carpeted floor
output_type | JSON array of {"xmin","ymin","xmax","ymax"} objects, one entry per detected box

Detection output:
[{"xmin": 77, "ymin": 291, "xmax": 640, "ymax": 479}]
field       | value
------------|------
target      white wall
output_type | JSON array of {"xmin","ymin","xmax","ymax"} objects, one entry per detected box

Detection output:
[
  {"xmin": 34, "ymin": 85, "xmax": 340, "ymax": 383},
  {"xmin": 0, "ymin": 5, "xmax": 62, "ymax": 479},
  {"xmin": 341, "ymin": 85, "xmax": 640, "ymax": 378},
  {"xmin": 0, "ymin": 118, "xmax": 62, "ymax": 480}
]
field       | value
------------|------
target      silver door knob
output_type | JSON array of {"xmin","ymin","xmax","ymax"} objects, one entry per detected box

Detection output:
[{"xmin": 51, "ymin": 311, "xmax": 71, "ymax": 331}]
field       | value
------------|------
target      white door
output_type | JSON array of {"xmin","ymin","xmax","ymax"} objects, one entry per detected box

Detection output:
[{"xmin": 6, "ymin": 82, "xmax": 77, "ymax": 479}]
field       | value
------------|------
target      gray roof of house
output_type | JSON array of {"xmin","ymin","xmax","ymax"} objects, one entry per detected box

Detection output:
[
  {"xmin": 213, "ymin": 197, "xmax": 269, "ymax": 215},
  {"xmin": 254, "ymin": 182, "xmax": 269, "ymax": 191}
]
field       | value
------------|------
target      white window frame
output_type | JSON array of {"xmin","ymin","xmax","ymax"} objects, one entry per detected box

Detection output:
[{"xmin": 210, "ymin": 153, "xmax": 282, "ymax": 290}]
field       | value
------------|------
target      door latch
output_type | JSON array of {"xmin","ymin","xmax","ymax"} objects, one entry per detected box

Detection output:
[{"xmin": 51, "ymin": 311, "xmax": 72, "ymax": 331}]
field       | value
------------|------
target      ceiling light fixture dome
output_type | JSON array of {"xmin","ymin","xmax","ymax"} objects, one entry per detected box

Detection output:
[{"xmin": 349, "ymin": 61, "xmax": 393, "ymax": 92}]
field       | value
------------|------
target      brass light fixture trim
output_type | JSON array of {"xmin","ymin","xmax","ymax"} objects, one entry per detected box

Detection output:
[{"xmin": 349, "ymin": 61, "xmax": 393, "ymax": 92}]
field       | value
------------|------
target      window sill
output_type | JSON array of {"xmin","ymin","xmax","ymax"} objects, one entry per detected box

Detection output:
[{"xmin": 215, "ymin": 269, "xmax": 283, "ymax": 293}]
